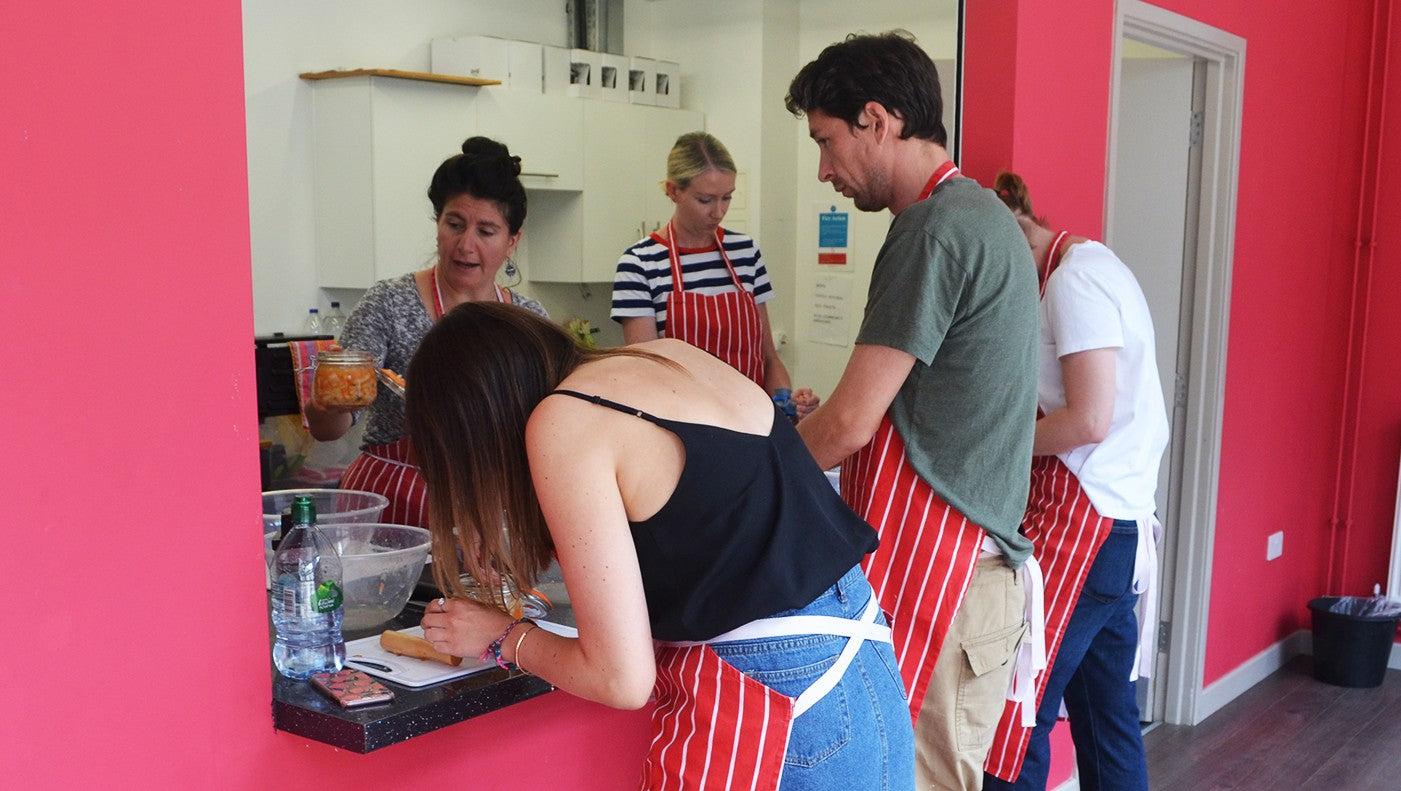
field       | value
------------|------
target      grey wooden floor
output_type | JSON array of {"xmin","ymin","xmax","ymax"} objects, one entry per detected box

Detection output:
[{"xmin": 1144, "ymin": 656, "xmax": 1401, "ymax": 789}]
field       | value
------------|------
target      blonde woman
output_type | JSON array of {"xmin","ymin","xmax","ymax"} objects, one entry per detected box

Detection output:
[{"xmin": 610, "ymin": 131, "xmax": 817, "ymax": 417}]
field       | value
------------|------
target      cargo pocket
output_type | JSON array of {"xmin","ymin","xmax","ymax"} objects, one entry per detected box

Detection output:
[{"xmin": 955, "ymin": 621, "xmax": 1027, "ymax": 751}]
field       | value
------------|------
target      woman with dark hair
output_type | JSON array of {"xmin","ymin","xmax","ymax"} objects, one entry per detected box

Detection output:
[
  {"xmin": 982, "ymin": 171, "xmax": 1167, "ymax": 791},
  {"xmin": 305, "ymin": 137, "xmax": 547, "ymax": 527},
  {"xmin": 410, "ymin": 301, "xmax": 913, "ymax": 791}
]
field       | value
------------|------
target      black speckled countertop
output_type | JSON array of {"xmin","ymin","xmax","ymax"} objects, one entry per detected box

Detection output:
[{"xmin": 272, "ymin": 569, "xmax": 573, "ymax": 753}]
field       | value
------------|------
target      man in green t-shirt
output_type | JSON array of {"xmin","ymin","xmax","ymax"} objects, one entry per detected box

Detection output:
[{"xmin": 786, "ymin": 31, "xmax": 1040, "ymax": 790}]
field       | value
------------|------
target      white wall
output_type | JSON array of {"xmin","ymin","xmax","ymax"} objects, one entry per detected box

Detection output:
[
  {"xmin": 243, "ymin": 0, "xmax": 959, "ymax": 394},
  {"xmin": 243, "ymin": 0, "xmax": 569, "ymax": 336}
]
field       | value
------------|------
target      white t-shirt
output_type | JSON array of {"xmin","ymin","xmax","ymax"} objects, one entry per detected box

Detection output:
[{"xmin": 1039, "ymin": 241, "xmax": 1169, "ymax": 519}]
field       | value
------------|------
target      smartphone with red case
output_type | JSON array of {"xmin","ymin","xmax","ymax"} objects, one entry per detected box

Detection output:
[{"xmin": 310, "ymin": 668, "xmax": 395, "ymax": 708}]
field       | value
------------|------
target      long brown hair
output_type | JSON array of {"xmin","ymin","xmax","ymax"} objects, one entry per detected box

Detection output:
[{"xmin": 406, "ymin": 301, "xmax": 679, "ymax": 607}]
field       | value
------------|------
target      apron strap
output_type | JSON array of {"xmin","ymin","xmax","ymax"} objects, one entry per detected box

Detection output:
[
  {"xmin": 1038, "ymin": 230, "xmax": 1072, "ymax": 299},
  {"xmin": 1007, "ymin": 555, "xmax": 1047, "ymax": 727},
  {"xmin": 693, "ymin": 606, "xmax": 891, "ymax": 646},
  {"xmin": 793, "ymin": 596, "xmax": 884, "ymax": 718},
  {"xmin": 666, "ymin": 222, "xmax": 743, "ymax": 294},
  {"xmin": 431, "ymin": 269, "xmax": 508, "ymax": 320},
  {"xmin": 661, "ymin": 594, "xmax": 889, "ymax": 720},
  {"xmin": 1131, "ymin": 515, "xmax": 1162, "ymax": 680},
  {"xmin": 918, "ymin": 160, "xmax": 961, "ymax": 201}
]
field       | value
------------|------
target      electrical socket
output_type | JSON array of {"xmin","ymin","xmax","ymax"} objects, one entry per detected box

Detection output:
[{"xmin": 1266, "ymin": 531, "xmax": 1284, "ymax": 561}]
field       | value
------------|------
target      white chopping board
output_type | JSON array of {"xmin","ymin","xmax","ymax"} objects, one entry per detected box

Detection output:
[
  {"xmin": 343, "ymin": 621, "xmax": 578, "ymax": 688},
  {"xmin": 344, "ymin": 626, "xmax": 495, "ymax": 687}
]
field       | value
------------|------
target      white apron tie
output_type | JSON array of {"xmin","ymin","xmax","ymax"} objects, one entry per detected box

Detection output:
[{"xmin": 661, "ymin": 593, "xmax": 890, "ymax": 718}]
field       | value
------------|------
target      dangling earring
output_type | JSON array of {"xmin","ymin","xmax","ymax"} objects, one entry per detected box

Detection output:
[{"xmin": 504, "ymin": 257, "xmax": 518, "ymax": 279}]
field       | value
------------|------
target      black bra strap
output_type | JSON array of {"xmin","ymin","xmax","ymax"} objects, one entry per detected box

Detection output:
[{"xmin": 550, "ymin": 389, "xmax": 662, "ymax": 424}]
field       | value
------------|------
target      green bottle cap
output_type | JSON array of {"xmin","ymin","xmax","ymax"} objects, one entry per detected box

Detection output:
[{"xmin": 290, "ymin": 495, "xmax": 317, "ymax": 526}]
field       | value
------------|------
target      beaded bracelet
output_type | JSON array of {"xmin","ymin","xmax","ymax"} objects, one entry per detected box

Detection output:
[
  {"xmin": 512, "ymin": 623, "xmax": 540, "ymax": 675},
  {"xmin": 480, "ymin": 617, "xmax": 531, "ymax": 670}
]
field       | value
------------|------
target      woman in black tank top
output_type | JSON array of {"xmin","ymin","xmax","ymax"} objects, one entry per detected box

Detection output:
[{"xmin": 406, "ymin": 301, "xmax": 913, "ymax": 790}]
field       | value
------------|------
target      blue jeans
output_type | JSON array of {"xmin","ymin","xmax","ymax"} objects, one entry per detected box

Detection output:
[
  {"xmin": 710, "ymin": 565, "xmax": 916, "ymax": 790},
  {"xmin": 984, "ymin": 523, "xmax": 1149, "ymax": 791}
]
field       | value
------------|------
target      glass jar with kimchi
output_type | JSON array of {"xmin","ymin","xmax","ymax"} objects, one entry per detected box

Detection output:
[{"xmin": 313, "ymin": 349, "xmax": 377, "ymax": 409}]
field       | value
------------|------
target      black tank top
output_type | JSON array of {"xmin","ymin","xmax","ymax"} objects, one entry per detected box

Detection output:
[{"xmin": 551, "ymin": 390, "xmax": 878, "ymax": 641}]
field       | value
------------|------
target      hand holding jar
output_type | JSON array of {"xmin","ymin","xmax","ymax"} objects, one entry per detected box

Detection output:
[{"xmin": 312, "ymin": 349, "xmax": 378, "ymax": 411}]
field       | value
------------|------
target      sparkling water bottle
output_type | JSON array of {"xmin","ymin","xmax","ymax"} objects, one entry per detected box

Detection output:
[
  {"xmin": 270, "ymin": 495, "xmax": 345, "ymax": 679},
  {"xmin": 303, "ymin": 307, "xmax": 323, "ymax": 336}
]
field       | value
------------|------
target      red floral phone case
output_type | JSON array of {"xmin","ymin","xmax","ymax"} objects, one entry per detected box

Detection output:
[{"xmin": 310, "ymin": 668, "xmax": 395, "ymax": 708}]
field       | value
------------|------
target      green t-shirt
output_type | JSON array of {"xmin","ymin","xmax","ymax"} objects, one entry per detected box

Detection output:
[{"xmin": 855, "ymin": 177, "xmax": 1038, "ymax": 564}]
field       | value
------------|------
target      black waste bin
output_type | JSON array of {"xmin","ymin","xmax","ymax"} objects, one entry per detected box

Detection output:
[{"xmin": 1308, "ymin": 596, "xmax": 1400, "ymax": 688}]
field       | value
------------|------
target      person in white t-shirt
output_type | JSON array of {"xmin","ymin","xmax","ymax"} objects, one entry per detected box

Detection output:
[{"xmin": 983, "ymin": 171, "xmax": 1169, "ymax": 791}]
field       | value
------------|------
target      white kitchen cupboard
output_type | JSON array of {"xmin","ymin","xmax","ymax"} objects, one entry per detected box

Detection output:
[
  {"xmin": 474, "ymin": 90, "xmax": 583, "ymax": 192},
  {"xmin": 526, "ymin": 102, "xmax": 703, "ymax": 283},
  {"xmin": 306, "ymin": 72, "xmax": 486, "ymax": 289},
  {"xmin": 304, "ymin": 70, "xmax": 700, "ymax": 287}
]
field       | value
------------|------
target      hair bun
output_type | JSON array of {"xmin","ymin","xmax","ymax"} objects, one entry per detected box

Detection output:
[
  {"xmin": 992, "ymin": 170, "xmax": 1035, "ymax": 217},
  {"xmin": 459, "ymin": 136, "xmax": 522, "ymax": 178},
  {"xmin": 429, "ymin": 136, "xmax": 529, "ymax": 233}
]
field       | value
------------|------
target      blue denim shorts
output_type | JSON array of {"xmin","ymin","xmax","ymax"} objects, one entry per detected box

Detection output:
[{"xmin": 708, "ymin": 565, "xmax": 916, "ymax": 790}]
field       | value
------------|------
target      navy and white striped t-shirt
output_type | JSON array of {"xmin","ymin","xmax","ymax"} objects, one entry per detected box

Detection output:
[{"xmin": 610, "ymin": 229, "xmax": 774, "ymax": 333}]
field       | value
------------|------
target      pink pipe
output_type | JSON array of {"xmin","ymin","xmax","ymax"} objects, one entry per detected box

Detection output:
[{"xmin": 1329, "ymin": 0, "xmax": 1392, "ymax": 594}]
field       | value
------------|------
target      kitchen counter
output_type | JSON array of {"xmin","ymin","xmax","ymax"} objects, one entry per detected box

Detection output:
[{"xmin": 272, "ymin": 570, "xmax": 572, "ymax": 753}]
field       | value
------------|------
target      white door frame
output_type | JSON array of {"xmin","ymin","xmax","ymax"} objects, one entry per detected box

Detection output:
[{"xmin": 1107, "ymin": 0, "xmax": 1245, "ymax": 727}]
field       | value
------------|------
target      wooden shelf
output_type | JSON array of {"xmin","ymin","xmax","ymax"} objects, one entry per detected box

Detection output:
[{"xmin": 299, "ymin": 68, "xmax": 500, "ymax": 87}]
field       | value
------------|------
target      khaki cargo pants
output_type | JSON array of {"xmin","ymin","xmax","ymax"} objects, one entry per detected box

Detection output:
[{"xmin": 915, "ymin": 555, "xmax": 1027, "ymax": 790}]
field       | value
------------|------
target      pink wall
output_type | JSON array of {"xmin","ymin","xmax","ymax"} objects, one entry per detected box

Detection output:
[
  {"xmin": 6, "ymin": 0, "xmax": 1400, "ymax": 786},
  {"xmin": 963, "ymin": 0, "xmax": 1401, "ymax": 782},
  {"xmin": 1111, "ymin": 0, "xmax": 1397, "ymax": 680},
  {"xmin": 1335, "ymin": 0, "xmax": 1401, "ymax": 600},
  {"xmin": 963, "ymin": 0, "xmax": 1115, "ymax": 238},
  {"xmin": 0, "ymin": 0, "xmax": 649, "ymax": 787},
  {"xmin": 966, "ymin": 0, "xmax": 1397, "ymax": 685}
]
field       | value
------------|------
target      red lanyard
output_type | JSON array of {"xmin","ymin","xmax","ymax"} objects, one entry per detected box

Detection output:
[
  {"xmin": 918, "ymin": 160, "xmax": 961, "ymax": 201},
  {"xmin": 432, "ymin": 269, "xmax": 504, "ymax": 320}
]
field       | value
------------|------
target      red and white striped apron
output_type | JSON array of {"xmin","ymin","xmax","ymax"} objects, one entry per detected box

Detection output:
[
  {"xmin": 337, "ymin": 275, "xmax": 510, "ymax": 529},
  {"xmin": 834, "ymin": 160, "xmax": 992, "ymax": 723},
  {"xmin": 984, "ymin": 231, "xmax": 1116, "ymax": 782},
  {"xmin": 840, "ymin": 414, "xmax": 988, "ymax": 722},
  {"xmin": 983, "ymin": 455, "xmax": 1113, "ymax": 781},
  {"xmin": 662, "ymin": 222, "xmax": 766, "ymax": 387},
  {"xmin": 644, "ymin": 595, "xmax": 889, "ymax": 790},
  {"xmin": 340, "ymin": 438, "xmax": 428, "ymax": 527}
]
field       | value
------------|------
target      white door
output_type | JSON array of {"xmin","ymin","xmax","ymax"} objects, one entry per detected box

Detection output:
[
  {"xmin": 1111, "ymin": 0, "xmax": 1246, "ymax": 729},
  {"xmin": 1106, "ymin": 46, "xmax": 1198, "ymax": 724}
]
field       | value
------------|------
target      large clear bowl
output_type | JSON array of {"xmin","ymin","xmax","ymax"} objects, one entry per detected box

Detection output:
[
  {"xmin": 261, "ymin": 488, "xmax": 389, "ymax": 534},
  {"xmin": 267, "ymin": 523, "xmax": 431, "ymax": 632}
]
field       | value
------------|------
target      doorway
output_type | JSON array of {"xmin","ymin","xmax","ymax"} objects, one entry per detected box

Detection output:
[
  {"xmin": 1108, "ymin": 38, "xmax": 1197, "ymax": 727},
  {"xmin": 1107, "ymin": 0, "xmax": 1246, "ymax": 727}
]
